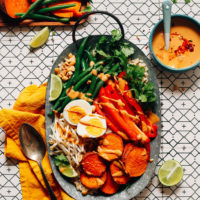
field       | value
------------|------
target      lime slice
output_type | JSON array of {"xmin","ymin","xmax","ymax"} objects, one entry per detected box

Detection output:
[
  {"xmin": 158, "ymin": 160, "xmax": 184, "ymax": 186},
  {"xmin": 59, "ymin": 165, "xmax": 78, "ymax": 178},
  {"xmin": 29, "ymin": 27, "xmax": 50, "ymax": 48},
  {"xmin": 49, "ymin": 74, "xmax": 62, "ymax": 101}
]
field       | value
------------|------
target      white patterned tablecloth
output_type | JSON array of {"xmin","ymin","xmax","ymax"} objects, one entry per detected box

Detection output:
[{"xmin": 0, "ymin": 0, "xmax": 200, "ymax": 199}]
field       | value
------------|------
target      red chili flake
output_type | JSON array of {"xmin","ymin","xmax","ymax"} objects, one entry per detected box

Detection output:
[
  {"xmin": 145, "ymin": 45, "xmax": 149, "ymax": 49},
  {"xmin": 171, "ymin": 33, "xmax": 195, "ymax": 56},
  {"xmin": 136, "ymin": 35, "xmax": 140, "ymax": 41}
]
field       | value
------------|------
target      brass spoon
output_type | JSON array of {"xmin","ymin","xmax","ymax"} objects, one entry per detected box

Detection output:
[{"xmin": 19, "ymin": 123, "xmax": 57, "ymax": 200}]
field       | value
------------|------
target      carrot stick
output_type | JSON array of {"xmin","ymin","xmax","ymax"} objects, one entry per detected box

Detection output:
[
  {"xmin": 101, "ymin": 170, "xmax": 119, "ymax": 195},
  {"xmin": 99, "ymin": 87, "xmax": 139, "ymax": 142},
  {"xmin": 93, "ymin": 98, "xmax": 129, "ymax": 140},
  {"xmin": 81, "ymin": 152, "xmax": 106, "ymax": 177}
]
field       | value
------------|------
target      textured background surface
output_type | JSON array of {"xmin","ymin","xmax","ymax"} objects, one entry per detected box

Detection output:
[{"xmin": 0, "ymin": 0, "xmax": 200, "ymax": 199}]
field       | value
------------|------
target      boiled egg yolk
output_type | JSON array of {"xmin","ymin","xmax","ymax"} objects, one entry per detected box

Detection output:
[
  {"xmin": 84, "ymin": 118, "xmax": 105, "ymax": 137},
  {"xmin": 68, "ymin": 106, "xmax": 87, "ymax": 124}
]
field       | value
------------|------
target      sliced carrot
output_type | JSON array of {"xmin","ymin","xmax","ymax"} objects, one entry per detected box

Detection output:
[
  {"xmin": 4, "ymin": 0, "xmax": 30, "ymax": 18},
  {"xmin": 50, "ymin": 1, "xmax": 81, "ymax": 18},
  {"xmin": 146, "ymin": 111, "xmax": 160, "ymax": 124},
  {"xmin": 110, "ymin": 161, "xmax": 130, "ymax": 185},
  {"xmin": 80, "ymin": 171, "xmax": 107, "ymax": 189},
  {"xmin": 81, "ymin": 152, "xmax": 106, "ymax": 177},
  {"xmin": 101, "ymin": 170, "xmax": 119, "ymax": 195},
  {"xmin": 98, "ymin": 133, "xmax": 123, "ymax": 161},
  {"xmin": 121, "ymin": 143, "xmax": 135, "ymax": 163},
  {"xmin": 93, "ymin": 98, "xmax": 129, "ymax": 140},
  {"xmin": 124, "ymin": 146, "xmax": 148, "ymax": 177}
]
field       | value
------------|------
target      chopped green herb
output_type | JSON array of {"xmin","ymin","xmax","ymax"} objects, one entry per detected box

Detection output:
[
  {"xmin": 126, "ymin": 64, "xmax": 156, "ymax": 104},
  {"xmin": 54, "ymin": 154, "xmax": 69, "ymax": 167}
]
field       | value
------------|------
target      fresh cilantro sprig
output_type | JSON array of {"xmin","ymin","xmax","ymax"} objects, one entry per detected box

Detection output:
[
  {"xmin": 126, "ymin": 64, "xmax": 156, "ymax": 104},
  {"xmin": 54, "ymin": 154, "xmax": 69, "ymax": 167},
  {"xmin": 94, "ymin": 29, "xmax": 134, "ymax": 75}
]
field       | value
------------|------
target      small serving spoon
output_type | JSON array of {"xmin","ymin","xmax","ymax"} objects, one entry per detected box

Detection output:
[
  {"xmin": 19, "ymin": 123, "xmax": 57, "ymax": 200},
  {"xmin": 162, "ymin": 0, "xmax": 173, "ymax": 50}
]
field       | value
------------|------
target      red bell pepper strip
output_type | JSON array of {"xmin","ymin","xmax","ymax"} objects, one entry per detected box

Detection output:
[
  {"xmin": 99, "ymin": 87, "xmax": 149, "ymax": 143},
  {"xmin": 145, "ymin": 142, "xmax": 151, "ymax": 161},
  {"xmin": 124, "ymin": 93, "xmax": 157, "ymax": 138},
  {"xmin": 93, "ymin": 98, "xmax": 129, "ymax": 140}
]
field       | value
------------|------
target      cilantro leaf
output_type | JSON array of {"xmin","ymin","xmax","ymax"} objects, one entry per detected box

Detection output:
[
  {"xmin": 126, "ymin": 64, "xmax": 156, "ymax": 104},
  {"xmin": 54, "ymin": 154, "xmax": 69, "ymax": 167},
  {"xmin": 120, "ymin": 43, "xmax": 134, "ymax": 57},
  {"xmin": 111, "ymin": 30, "xmax": 122, "ymax": 41}
]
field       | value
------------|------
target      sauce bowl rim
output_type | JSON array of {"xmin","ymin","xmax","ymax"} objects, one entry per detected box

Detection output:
[{"xmin": 149, "ymin": 14, "xmax": 200, "ymax": 72}]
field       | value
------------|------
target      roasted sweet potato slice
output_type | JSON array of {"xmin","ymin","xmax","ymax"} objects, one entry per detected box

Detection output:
[
  {"xmin": 101, "ymin": 170, "xmax": 119, "ymax": 195},
  {"xmin": 81, "ymin": 152, "xmax": 106, "ymax": 177},
  {"xmin": 124, "ymin": 146, "xmax": 148, "ymax": 177},
  {"xmin": 80, "ymin": 171, "xmax": 107, "ymax": 189},
  {"xmin": 98, "ymin": 133, "xmax": 123, "ymax": 161},
  {"xmin": 121, "ymin": 143, "xmax": 135, "ymax": 163},
  {"xmin": 110, "ymin": 161, "xmax": 130, "ymax": 185}
]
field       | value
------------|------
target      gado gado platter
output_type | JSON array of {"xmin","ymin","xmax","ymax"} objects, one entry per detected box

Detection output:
[{"xmin": 45, "ymin": 28, "xmax": 161, "ymax": 199}]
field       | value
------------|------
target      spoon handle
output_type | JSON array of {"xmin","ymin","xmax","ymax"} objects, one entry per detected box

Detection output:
[
  {"xmin": 39, "ymin": 162, "xmax": 57, "ymax": 200},
  {"xmin": 162, "ymin": 0, "xmax": 173, "ymax": 50}
]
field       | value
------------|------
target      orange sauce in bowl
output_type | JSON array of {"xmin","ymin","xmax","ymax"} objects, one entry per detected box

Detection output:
[{"xmin": 152, "ymin": 18, "xmax": 200, "ymax": 69}]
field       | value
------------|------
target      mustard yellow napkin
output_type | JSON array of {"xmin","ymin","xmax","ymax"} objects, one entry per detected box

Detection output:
[{"xmin": 0, "ymin": 83, "xmax": 73, "ymax": 200}]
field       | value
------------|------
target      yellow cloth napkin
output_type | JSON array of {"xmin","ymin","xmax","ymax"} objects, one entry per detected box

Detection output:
[{"xmin": 0, "ymin": 83, "xmax": 73, "ymax": 200}]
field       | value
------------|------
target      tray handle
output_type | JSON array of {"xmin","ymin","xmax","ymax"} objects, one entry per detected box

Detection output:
[{"xmin": 72, "ymin": 11, "xmax": 125, "ymax": 46}]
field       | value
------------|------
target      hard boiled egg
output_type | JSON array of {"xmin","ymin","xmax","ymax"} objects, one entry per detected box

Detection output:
[
  {"xmin": 77, "ymin": 114, "xmax": 107, "ymax": 138},
  {"xmin": 63, "ymin": 99, "xmax": 92, "ymax": 126}
]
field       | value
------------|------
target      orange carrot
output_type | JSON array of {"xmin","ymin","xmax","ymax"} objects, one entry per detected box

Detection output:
[
  {"xmin": 80, "ymin": 171, "xmax": 107, "ymax": 189},
  {"xmin": 101, "ymin": 170, "xmax": 119, "ymax": 195},
  {"xmin": 2, "ymin": 0, "xmax": 30, "ymax": 18},
  {"xmin": 124, "ymin": 146, "xmax": 148, "ymax": 177},
  {"xmin": 81, "ymin": 152, "xmax": 106, "ymax": 177},
  {"xmin": 50, "ymin": 0, "xmax": 81, "ymax": 18},
  {"xmin": 110, "ymin": 161, "xmax": 130, "ymax": 185},
  {"xmin": 98, "ymin": 133, "xmax": 123, "ymax": 162}
]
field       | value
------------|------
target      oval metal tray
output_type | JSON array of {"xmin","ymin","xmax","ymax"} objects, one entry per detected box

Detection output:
[{"xmin": 45, "ymin": 35, "xmax": 161, "ymax": 200}]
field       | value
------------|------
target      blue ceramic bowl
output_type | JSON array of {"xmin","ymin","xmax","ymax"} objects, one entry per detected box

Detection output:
[{"xmin": 149, "ymin": 14, "xmax": 200, "ymax": 72}]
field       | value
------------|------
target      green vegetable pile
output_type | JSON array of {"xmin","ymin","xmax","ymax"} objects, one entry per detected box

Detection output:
[
  {"xmin": 49, "ymin": 30, "xmax": 156, "ymax": 116},
  {"xmin": 15, "ymin": 0, "xmax": 92, "ymax": 23}
]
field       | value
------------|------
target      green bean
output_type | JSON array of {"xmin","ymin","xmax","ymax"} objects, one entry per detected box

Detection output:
[
  {"xmin": 42, "ymin": 0, "xmax": 64, "ymax": 5},
  {"xmin": 81, "ymin": 58, "xmax": 88, "ymax": 71},
  {"xmin": 85, "ymin": 50, "xmax": 96, "ymax": 62},
  {"xmin": 74, "ymin": 38, "xmax": 88, "ymax": 79},
  {"xmin": 16, "ymin": 13, "xmax": 70, "ymax": 23},
  {"xmin": 21, "ymin": 0, "xmax": 44, "ymax": 20},
  {"xmin": 57, "ymin": 73, "xmax": 93, "ymax": 113},
  {"xmin": 91, "ymin": 79, "xmax": 104, "ymax": 99},
  {"xmin": 37, "ymin": 4, "xmax": 76, "ymax": 14}
]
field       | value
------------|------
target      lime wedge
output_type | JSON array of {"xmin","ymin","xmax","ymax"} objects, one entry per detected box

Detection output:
[
  {"xmin": 59, "ymin": 165, "xmax": 78, "ymax": 178},
  {"xmin": 158, "ymin": 160, "xmax": 184, "ymax": 186},
  {"xmin": 49, "ymin": 74, "xmax": 62, "ymax": 102},
  {"xmin": 29, "ymin": 27, "xmax": 50, "ymax": 48}
]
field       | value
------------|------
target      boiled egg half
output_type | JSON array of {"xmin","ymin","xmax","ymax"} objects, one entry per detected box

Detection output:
[
  {"xmin": 63, "ymin": 99, "xmax": 92, "ymax": 126},
  {"xmin": 77, "ymin": 114, "xmax": 107, "ymax": 138}
]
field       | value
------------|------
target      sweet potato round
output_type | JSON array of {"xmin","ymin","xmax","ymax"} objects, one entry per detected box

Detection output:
[
  {"xmin": 80, "ymin": 171, "xmax": 107, "ymax": 189},
  {"xmin": 81, "ymin": 152, "xmax": 106, "ymax": 177},
  {"xmin": 98, "ymin": 133, "xmax": 123, "ymax": 161},
  {"xmin": 124, "ymin": 146, "xmax": 148, "ymax": 177},
  {"xmin": 110, "ymin": 161, "xmax": 130, "ymax": 185}
]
